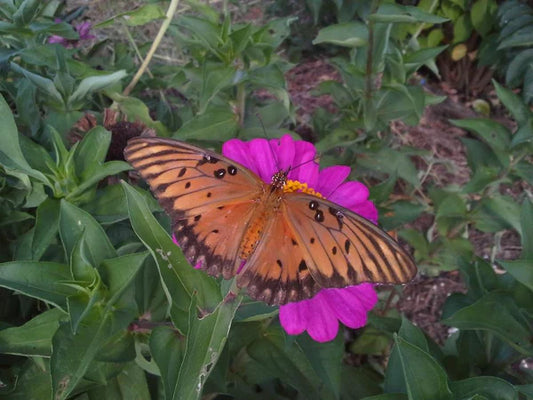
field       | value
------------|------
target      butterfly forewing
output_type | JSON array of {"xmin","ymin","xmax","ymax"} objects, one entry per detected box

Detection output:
[
  {"xmin": 283, "ymin": 193, "xmax": 417, "ymax": 288},
  {"xmin": 124, "ymin": 137, "xmax": 264, "ymax": 278}
]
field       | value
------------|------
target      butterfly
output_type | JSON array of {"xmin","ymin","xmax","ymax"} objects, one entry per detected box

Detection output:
[{"xmin": 124, "ymin": 137, "xmax": 416, "ymax": 305}]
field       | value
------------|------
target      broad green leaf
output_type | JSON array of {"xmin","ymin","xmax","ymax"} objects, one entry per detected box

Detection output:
[
  {"xmin": 493, "ymin": 80, "xmax": 531, "ymax": 125},
  {"xmin": 0, "ymin": 308, "xmax": 63, "ymax": 357},
  {"xmin": 234, "ymin": 300, "xmax": 277, "ymax": 322},
  {"xmin": 4, "ymin": 358, "xmax": 52, "ymax": 399},
  {"xmin": 106, "ymin": 92, "xmax": 170, "ymax": 137},
  {"xmin": 392, "ymin": 335, "xmax": 453, "ymax": 400},
  {"xmin": 12, "ymin": 0, "xmax": 40, "ymax": 25},
  {"xmin": 519, "ymin": 200, "xmax": 533, "ymax": 258},
  {"xmin": 341, "ymin": 365, "xmax": 383, "ymax": 399},
  {"xmin": 305, "ymin": 0, "xmax": 323, "ymax": 24},
  {"xmin": 32, "ymin": 197, "xmax": 60, "ymax": 260},
  {"xmin": 442, "ymin": 292, "xmax": 532, "ymax": 354},
  {"xmin": 363, "ymin": 395, "xmax": 407, "ymax": 400},
  {"xmin": 51, "ymin": 307, "xmax": 113, "ymax": 400},
  {"xmin": 86, "ymin": 362, "xmax": 151, "ymax": 399},
  {"xmin": 451, "ymin": 118, "xmax": 511, "ymax": 152},
  {"xmin": 98, "ymin": 4, "xmax": 165, "ymax": 27},
  {"xmin": 471, "ymin": 0, "xmax": 497, "ymax": 37},
  {"xmin": 0, "ymin": 94, "xmax": 49, "ymax": 184},
  {"xmin": 450, "ymin": 376, "xmax": 518, "ymax": 400},
  {"xmin": 0, "ymin": 261, "xmax": 75, "ymax": 309},
  {"xmin": 245, "ymin": 327, "xmax": 323, "ymax": 400},
  {"xmin": 59, "ymin": 200, "xmax": 117, "ymax": 268},
  {"xmin": 470, "ymin": 195, "xmax": 522, "ymax": 234},
  {"xmin": 10, "ymin": 62, "xmax": 63, "ymax": 104},
  {"xmin": 199, "ymin": 66, "xmax": 239, "ymax": 113},
  {"xmin": 313, "ymin": 22, "xmax": 368, "ymax": 48},
  {"xmin": 122, "ymin": 182, "xmax": 221, "ymax": 331},
  {"xmin": 150, "ymin": 326, "xmax": 186, "ymax": 399},
  {"xmin": 173, "ymin": 295, "xmax": 241, "ymax": 400},
  {"xmin": 68, "ymin": 70, "xmax": 127, "ymax": 107},
  {"xmin": 74, "ymin": 126, "xmax": 111, "ymax": 180},
  {"xmin": 100, "ymin": 252, "xmax": 148, "ymax": 306},
  {"xmin": 375, "ymin": 4, "xmax": 448, "ymax": 24},
  {"xmin": 301, "ymin": 332, "xmax": 343, "ymax": 399},
  {"xmin": 176, "ymin": 105, "xmax": 239, "ymax": 141},
  {"xmin": 498, "ymin": 260, "xmax": 533, "ymax": 292}
]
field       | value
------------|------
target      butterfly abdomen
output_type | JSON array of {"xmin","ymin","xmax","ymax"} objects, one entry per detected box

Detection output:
[{"xmin": 238, "ymin": 188, "xmax": 283, "ymax": 260}]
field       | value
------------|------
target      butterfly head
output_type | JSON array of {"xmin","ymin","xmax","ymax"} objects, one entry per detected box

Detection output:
[{"xmin": 271, "ymin": 170, "xmax": 289, "ymax": 190}]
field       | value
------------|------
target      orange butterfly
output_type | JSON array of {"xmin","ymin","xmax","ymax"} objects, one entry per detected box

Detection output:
[{"xmin": 124, "ymin": 137, "xmax": 416, "ymax": 305}]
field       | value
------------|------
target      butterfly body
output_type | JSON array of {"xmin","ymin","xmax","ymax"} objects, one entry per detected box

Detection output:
[{"xmin": 125, "ymin": 137, "xmax": 417, "ymax": 305}]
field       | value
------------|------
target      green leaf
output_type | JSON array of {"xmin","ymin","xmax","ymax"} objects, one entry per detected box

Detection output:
[
  {"xmin": 10, "ymin": 62, "xmax": 63, "ymax": 104},
  {"xmin": 5, "ymin": 358, "xmax": 52, "ymax": 399},
  {"xmin": 106, "ymin": 92, "xmax": 170, "ymax": 137},
  {"xmin": 59, "ymin": 200, "xmax": 117, "ymax": 268},
  {"xmin": 298, "ymin": 332, "xmax": 343, "ymax": 399},
  {"xmin": 74, "ymin": 126, "xmax": 111, "ymax": 180},
  {"xmin": 68, "ymin": 70, "xmax": 127, "ymax": 107},
  {"xmin": 172, "ymin": 295, "xmax": 241, "ymax": 400},
  {"xmin": 100, "ymin": 252, "xmax": 148, "ymax": 306},
  {"xmin": 313, "ymin": 22, "xmax": 369, "ymax": 48},
  {"xmin": 0, "ymin": 94, "xmax": 49, "ymax": 184},
  {"xmin": 244, "ymin": 327, "xmax": 323, "ymax": 400},
  {"xmin": 470, "ymin": 195, "xmax": 522, "ymax": 234},
  {"xmin": 86, "ymin": 362, "xmax": 151, "ymax": 399},
  {"xmin": 32, "ymin": 198, "xmax": 60, "ymax": 260},
  {"xmin": 199, "ymin": 66, "xmax": 239, "ymax": 113},
  {"xmin": 498, "ymin": 260, "xmax": 533, "ymax": 292},
  {"xmin": 442, "ymin": 292, "xmax": 532, "ymax": 354},
  {"xmin": 375, "ymin": 4, "xmax": 448, "ymax": 24},
  {"xmin": 471, "ymin": 0, "xmax": 497, "ymax": 36},
  {"xmin": 341, "ymin": 365, "xmax": 383, "ymax": 399},
  {"xmin": 176, "ymin": 105, "xmax": 239, "ymax": 141},
  {"xmin": 122, "ymin": 182, "xmax": 221, "ymax": 331},
  {"xmin": 0, "ymin": 261, "xmax": 75, "ymax": 309},
  {"xmin": 451, "ymin": 118, "xmax": 511, "ymax": 152},
  {"xmin": 150, "ymin": 326, "xmax": 186, "ymax": 399},
  {"xmin": 390, "ymin": 335, "xmax": 453, "ymax": 400},
  {"xmin": 12, "ymin": 0, "xmax": 40, "ymax": 25},
  {"xmin": 519, "ymin": 199, "xmax": 533, "ymax": 258},
  {"xmin": 450, "ymin": 376, "xmax": 518, "ymax": 400},
  {"xmin": 0, "ymin": 308, "xmax": 63, "ymax": 357},
  {"xmin": 98, "ymin": 4, "xmax": 165, "ymax": 27},
  {"xmin": 51, "ymin": 307, "xmax": 113, "ymax": 400},
  {"xmin": 493, "ymin": 80, "xmax": 531, "ymax": 125}
]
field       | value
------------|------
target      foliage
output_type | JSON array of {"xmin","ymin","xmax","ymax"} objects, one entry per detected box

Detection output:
[{"xmin": 0, "ymin": 0, "xmax": 531, "ymax": 400}]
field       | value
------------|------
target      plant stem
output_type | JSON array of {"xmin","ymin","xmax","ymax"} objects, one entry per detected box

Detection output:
[
  {"xmin": 365, "ymin": 0, "xmax": 381, "ymax": 100},
  {"xmin": 123, "ymin": 0, "xmax": 181, "ymax": 96}
]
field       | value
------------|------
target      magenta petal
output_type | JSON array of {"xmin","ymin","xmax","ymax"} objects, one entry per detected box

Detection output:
[
  {"xmin": 315, "ymin": 166, "xmax": 351, "ymax": 197},
  {"xmin": 289, "ymin": 140, "xmax": 318, "ymax": 187},
  {"xmin": 250, "ymin": 138, "xmax": 277, "ymax": 183},
  {"xmin": 303, "ymin": 293, "xmax": 340, "ymax": 342},
  {"xmin": 323, "ymin": 284, "xmax": 378, "ymax": 329},
  {"xmin": 279, "ymin": 300, "xmax": 308, "ymax": 335},
  {"xmin": 270, "ymin": 135, "xmax": 295, "ymax": 172},
  {"xmin": 223, "ymin": 139, "xmax": 253, "ymax": 170}
]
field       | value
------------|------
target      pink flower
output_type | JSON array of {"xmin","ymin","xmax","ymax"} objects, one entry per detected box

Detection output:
[
  {"xmin": 222, "ymin": 135, "xmax": 378, "ymax": 342},
  {"xmin": 48, "ymin": 21, "xmax": 95, "ymax": 48}
]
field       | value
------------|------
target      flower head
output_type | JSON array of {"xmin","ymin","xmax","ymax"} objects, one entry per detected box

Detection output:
[
  {"xmin": 222, "ymin": 135, "xmax": 378, "ymax": 342},
  {"xmin": 48, "ymin": 21, "xmax": 95, "ymax": 48}
]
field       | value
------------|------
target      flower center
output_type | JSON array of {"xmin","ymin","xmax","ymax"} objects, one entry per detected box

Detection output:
[{"xmin": 284, "ymin": 179, "xmax": 324, "ymax": 198}]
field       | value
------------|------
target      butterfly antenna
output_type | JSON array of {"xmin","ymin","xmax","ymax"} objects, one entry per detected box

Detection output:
[
  {"xmin": 255, "ymin": 112, "xmax": 282, "ymax": 172},
  {"xmin": 290, "ymin": 154, "xmax": 321, "ymax": 174}
]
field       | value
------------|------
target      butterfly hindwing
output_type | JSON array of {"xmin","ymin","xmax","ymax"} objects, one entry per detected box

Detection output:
[
  {"xmin": 237, "ymin": 210, "xmax": 319, "ymax": 305},
  {"xmin": 284, "ymin": 193, "xmax": 417, "ymax": 289},
  {"xmin": 124, "ymin": 137, "xmax": 264, "ymax": 278}
]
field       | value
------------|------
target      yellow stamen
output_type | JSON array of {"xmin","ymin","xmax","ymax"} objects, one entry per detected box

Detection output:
[{"xmin": 284, "ymin": 179, "xmax": 324, "ymax": 198}]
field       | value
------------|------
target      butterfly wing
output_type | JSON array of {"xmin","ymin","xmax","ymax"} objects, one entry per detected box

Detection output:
[
  {"xmin": 124, "ymin": 137, "xmax": 265, "ymax": 278},
  {"xmin": 237, "ymin": 192, "xmax": 416, "ymax": 305},
  {"xmin": 285, "ymin": 193, "xmax": 417, "ymax": 288}
]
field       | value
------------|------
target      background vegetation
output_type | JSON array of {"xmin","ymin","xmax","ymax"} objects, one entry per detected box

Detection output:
[{"xmin": 0, "ymin": 0, "xmax": 531, "ymax": 399}]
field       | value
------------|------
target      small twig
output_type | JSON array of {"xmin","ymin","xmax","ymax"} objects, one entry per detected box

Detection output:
[{"xmin": 123, "ymin": 0, "xmax": 181, "ymax": 96}]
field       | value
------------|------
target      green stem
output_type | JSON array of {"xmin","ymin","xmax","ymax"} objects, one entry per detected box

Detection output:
[
  {"xmin": 364, "ymin": 0, "xmax": 381, "ymax": 100},
  {"xmin": 123, "ymin": 0, "xmax": 181, "ymax": 96},
  {"xmin": 236, "ymin": 82, "xmax": 246, "ymax": 128}
]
